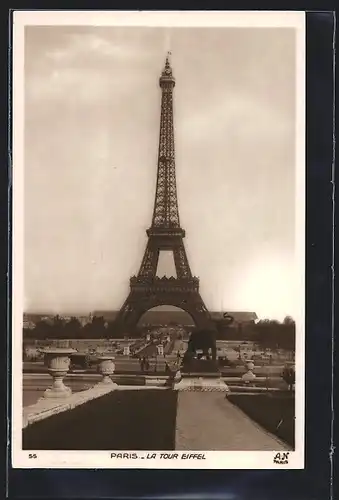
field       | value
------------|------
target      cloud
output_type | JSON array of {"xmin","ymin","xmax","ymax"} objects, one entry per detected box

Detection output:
[
  {"xmin": 26, "ymin": 67, "xmax": 113, "ymax": 102},
  {"xmin": 45, "ymin": 32, "xmax": 148, "ymax": 63},
  {"xmin": 26, "ymin": 32, "xmax": 156, "ymax": 103},
  {"xmin": 178, "ymin": 92, "xmax": 292, "ymax": 144}
]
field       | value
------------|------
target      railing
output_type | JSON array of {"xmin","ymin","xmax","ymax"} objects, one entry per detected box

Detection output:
[{"xmin": 130, "ymin": 276, "xmax": 200, "ymax": 291}]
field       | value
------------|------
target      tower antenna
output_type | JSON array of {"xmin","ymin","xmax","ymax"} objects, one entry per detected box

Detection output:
[{"xmin": 164, "ymin": 29, "xmax": 171, "ymax": 54}]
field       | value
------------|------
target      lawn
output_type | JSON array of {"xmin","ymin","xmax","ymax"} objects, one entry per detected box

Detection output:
[
  {"xmin": 227, "ymin": 392, "xmax": 295, "ymax": 448},
  {"xmin": 23, "ymin": 389, "xmax": 178, "ymax": 450}
]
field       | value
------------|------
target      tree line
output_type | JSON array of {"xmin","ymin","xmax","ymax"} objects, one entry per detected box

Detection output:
[
  {"xmin": 215, "ymin": 316, "xmax": 295, "ymax": 350},
  {"xmin": 23, "ymin": 315, "xmax": 295, "ymax": 351},
  {"xmin": 24, "ymin": 315, "xmax": 113, "ymax": 340}
]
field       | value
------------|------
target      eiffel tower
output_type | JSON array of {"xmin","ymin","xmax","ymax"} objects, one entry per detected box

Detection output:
[{"xmin": 114, "ymin": 53, "xmax": 214, "ymax": 335}]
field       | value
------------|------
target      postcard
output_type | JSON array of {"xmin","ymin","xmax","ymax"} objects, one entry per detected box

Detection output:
[{"xmin": 12, "ymin": 10, "xmax": 305, "ymax": 469}]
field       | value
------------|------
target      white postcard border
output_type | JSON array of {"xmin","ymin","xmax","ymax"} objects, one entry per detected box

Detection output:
[{"xmin": 11, "ymin": 10, "xmax": 306, "ymax": 470}]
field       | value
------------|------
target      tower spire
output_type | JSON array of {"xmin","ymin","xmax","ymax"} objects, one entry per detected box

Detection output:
[
  {"xmin": 152, "ymin": 54, "xmax": 179, "ymax": 229},
  {"xmin": 159, "ymin": 51, "xmax": 175, "ymax": 85},
  {"xmin": 165, "ymin": 50, "xmax": 171, "ymax": 67}
]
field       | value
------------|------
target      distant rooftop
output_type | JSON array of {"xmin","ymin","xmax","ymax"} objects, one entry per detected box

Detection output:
[
  {"xmin": 94, "ymin": 310, "xmax": 258, "ymax": 325},
  {"xmin": 24, "ymin": 310, "xmax": 257, "ymax": 326}
]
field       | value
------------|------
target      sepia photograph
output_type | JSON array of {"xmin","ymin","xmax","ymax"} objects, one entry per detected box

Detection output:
[{"xmin": 12, "ymin": 11, "xmax": 305, "ymax": 469}]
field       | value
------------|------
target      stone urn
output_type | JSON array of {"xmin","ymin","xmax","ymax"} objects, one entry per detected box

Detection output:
[
  {"xmin": 242, "ymin": 359, "xmax": 256, "ymax": 384},
  {"xmin": 123, "ymin": 344, "xmax": 130, "ymax": 356},
  {"xmin": 40, "ymin": 347, "xmax": 77, "ymax": 398},
  {"xmin": 96, "ymin": 355, "xmax": 117, "ymax": 386}
]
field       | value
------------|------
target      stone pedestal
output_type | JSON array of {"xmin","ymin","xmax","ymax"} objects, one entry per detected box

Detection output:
[
  {"xmin": 97, "ymin": 355, "xmax": 117, "ymax": 387},
  {"xmin": 242, "ymin": 360, "xmax": 256, "ymax": 384},
  {"xmin": 123, "ymin": 345, "xmax": 130, "ymax": 356},
  {"xmin": 181, "ymin": 357, "xmax": 220, "ymax": 375},
  {"xmin": 174, "ymin": 376, "xmax": 229, "ymax": 393},
  {"xmin": 41, "ymin": 347, "xmax": 76, "ymax": 398},
  {"xmin": 173, "ymin": 357, "xmax": 229, "ymax": 392}
]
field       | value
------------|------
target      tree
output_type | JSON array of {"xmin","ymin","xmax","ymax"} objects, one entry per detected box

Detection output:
[
  {"xmin": 106, "ymin": 321, "xmax": 123, "ymax": 339},
  {"xmin": 86, "ymin": 315, "xmax": 107, "ymax": 338},
  {"xmin": 253, "ymin": 319, "xmax": 281, "ymax": 349},
  {"xmin": 252, "ymin": 317, "xmax": 295, "ymax": 351},
  {"xmin": 63, "ymin": 317, "xmax": 82, "ymax": 338},
  {"xmin": 33, "ymin": 319, "xmax": 53, "ymax": 340},
  {"xmin": 283, "ymin": 316, "xmax": 295, "ymax": 326},
  {"xmin": 280, "ymin": 319, "xmax": 296, "ymax": 351},
  {"xmin": 50, "ymin": 314, "xmax": 66, "ymax": 338},
  {"xmin": 23, "ymin": 327, "xmax": 36, "ymax": 340},
  {"xmin": 82, "ymin": 321, "xmax": 93, "ymax": 338}
]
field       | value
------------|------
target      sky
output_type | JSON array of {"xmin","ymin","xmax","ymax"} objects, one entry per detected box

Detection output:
[{"xmin": 23, "ymin": 25, "xmax": 298, "ymax": 321}]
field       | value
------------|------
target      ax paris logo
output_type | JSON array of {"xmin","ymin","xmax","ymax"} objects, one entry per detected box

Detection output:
[{"xmin": 273, "ymin": 452, "xmax": 290, "ymax": 465}]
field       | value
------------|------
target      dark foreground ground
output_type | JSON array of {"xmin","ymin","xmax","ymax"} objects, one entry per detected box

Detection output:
[
  {"xmin": 23, "ymin": 390, "xmax": 178, "ymax": 450},
  {"xmin": 23, "ymin": 389, "xmax": 294, "ymax": 451},
  {"xmin": 228, "ymin": 392, "xmax": 295, "ymax": 448}
]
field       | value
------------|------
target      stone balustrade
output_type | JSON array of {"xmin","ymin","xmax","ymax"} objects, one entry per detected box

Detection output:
[
  {"xmin": 24, "ymin": 347, "xmax": 170, "ymax": 431},
  {"xmin": 23, "ymin": 383, "xmax": 117, "ymax": 429}
]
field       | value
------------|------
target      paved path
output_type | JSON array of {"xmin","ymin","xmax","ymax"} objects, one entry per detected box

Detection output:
[{"xmin": 175, "ymin": 392, "xmax": 289, "ymax": 451}]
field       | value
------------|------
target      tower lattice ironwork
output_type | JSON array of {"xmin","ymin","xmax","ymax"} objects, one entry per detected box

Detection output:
[{"xmin": 114, "ymin": 54, "xmax": 214, "ymax": 334}]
